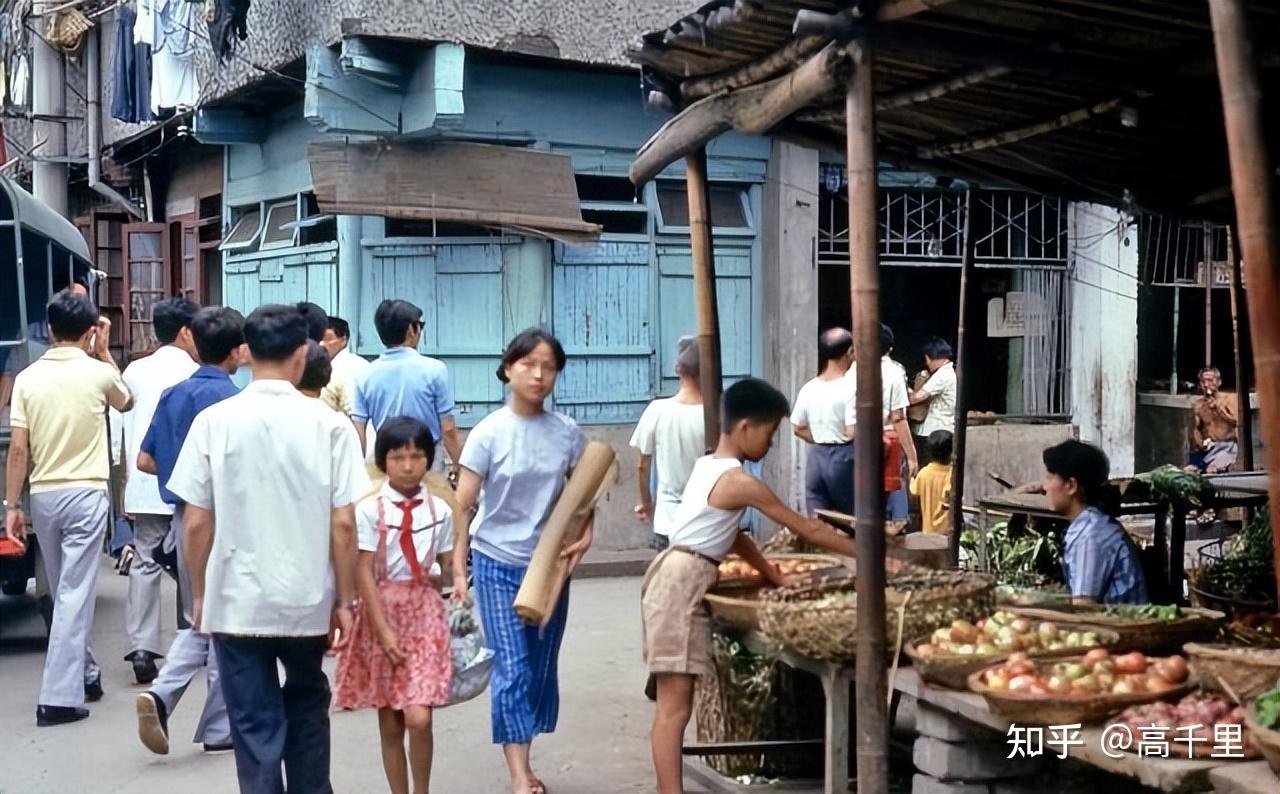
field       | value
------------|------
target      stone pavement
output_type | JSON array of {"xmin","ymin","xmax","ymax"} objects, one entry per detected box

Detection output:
[{"xmin": 0, "ymin": 561, "xmax": 671, "ymax": 793}]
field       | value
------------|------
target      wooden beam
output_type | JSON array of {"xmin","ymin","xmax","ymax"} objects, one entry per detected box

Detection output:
[
  {"xmin": 847, "ymin": 40, "xmax": 889, "ymax": 794},
  {"xmin": 1228, "ymin": 227, "xmax": 1255, "ymax": 470},
  {"xmin": 630, "ymin": 42, "xmax": 854, "ymax": 185},
  {"xmin": 949, "ymin": 187, "xmax": 974, "ymax": 565},
  {"xmin": 686, "ymin": 149, "xmax": 723, "ymax": 447},
  {"xmin": 878, "ymin": 65, "xmax": 1011, "ymax": 110},
  {"xmin": 1209, "ymin": 0, "xmax": 1280, "ymax": 606},
  {"xmin": 879, "ymin": 0, "xmax": 960, "ymax": 20},
  {"xmin": 682, "ymin": 36, "xmax": 827, "ymax": 99},
  {"xmin": 917, "ymin": 97, "xmax": 1125, "ymax": 159}
]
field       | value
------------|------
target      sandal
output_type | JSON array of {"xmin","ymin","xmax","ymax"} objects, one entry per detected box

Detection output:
[{"xmin": 529, "ymin": 777, "xmax": 548, "ymax": 794}]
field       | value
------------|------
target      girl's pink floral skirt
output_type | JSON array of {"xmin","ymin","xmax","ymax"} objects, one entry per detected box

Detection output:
[{"xmin": 333, "ymin": 580, "xmax": 452, "ymax": 711}]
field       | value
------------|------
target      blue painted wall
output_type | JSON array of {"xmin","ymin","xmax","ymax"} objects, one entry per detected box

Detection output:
[{"xmin": 218, "ymin": 54, "xmax": 773, "ymax": 427}]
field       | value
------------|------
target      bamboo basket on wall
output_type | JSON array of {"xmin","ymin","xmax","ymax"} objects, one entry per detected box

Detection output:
[{"xmin": 1184, "ymin": 644, "xmax": 1280, "ymax": 703}]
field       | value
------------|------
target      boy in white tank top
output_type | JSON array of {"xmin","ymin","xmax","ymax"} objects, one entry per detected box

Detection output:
[{"xmin": 641, "ymin": 378, "xmax": 856, "ymax": 794}]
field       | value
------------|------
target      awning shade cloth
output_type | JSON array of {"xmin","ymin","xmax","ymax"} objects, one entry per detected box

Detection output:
[{"xmin": 308, "ymin": 140, "xmax": 601, "ymax": 238}]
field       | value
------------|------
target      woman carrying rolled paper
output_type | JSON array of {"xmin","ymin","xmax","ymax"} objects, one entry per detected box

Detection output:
[{"xmin": 452, "ymin": 328, "xmax": 589, "ymax": 794}]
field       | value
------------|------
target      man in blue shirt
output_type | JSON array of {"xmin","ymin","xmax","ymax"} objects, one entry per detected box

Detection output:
[
  {"xmin": 134, "ymin": 306, "xmax": 245, "ymax": 756},
  {"xmin": 1043, "ymin": 439, "xmax": 1148, "ymax": 605},
  {"xmin": 352, "ymin": 299, "xmax": 461, "ymax": 475}
]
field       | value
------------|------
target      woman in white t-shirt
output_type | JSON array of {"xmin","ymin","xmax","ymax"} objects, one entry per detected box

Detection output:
[
  {"xmin": 452, "ymin": 329, "xmax": 588, "ymax": 794},
  {"xmin": 630, "ymin": 336, "xmax": 705, "ymax": 550}
]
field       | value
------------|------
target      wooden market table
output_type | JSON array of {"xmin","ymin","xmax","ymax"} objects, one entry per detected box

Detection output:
[
  {"xmin": 895, "ymin": 669, "xmax": 1278, "ymax": 794},
  {"xmin": 976, "ymin": 487, "xmax": 1268, "ymax": 604}
]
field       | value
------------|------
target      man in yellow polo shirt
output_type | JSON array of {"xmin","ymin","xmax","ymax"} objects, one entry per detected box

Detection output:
[{"xmin": 3, "ymin": 289, "xmax": 133, "ymax": 727}]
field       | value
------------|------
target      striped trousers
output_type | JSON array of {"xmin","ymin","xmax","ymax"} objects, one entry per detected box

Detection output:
[{"xmin": 473, "ymin": 552, "xmax": 571, "ymax": 745}]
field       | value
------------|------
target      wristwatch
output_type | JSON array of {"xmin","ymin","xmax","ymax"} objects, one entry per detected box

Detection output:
[{"xmin": 1, "ymin": 498, "xmax": 17, "ymax": 511}]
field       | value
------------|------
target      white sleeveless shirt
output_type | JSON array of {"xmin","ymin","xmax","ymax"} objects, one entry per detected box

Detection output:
[{"xmin": 668, "ymin": 456, "xmax": 746, "ymax": 561}]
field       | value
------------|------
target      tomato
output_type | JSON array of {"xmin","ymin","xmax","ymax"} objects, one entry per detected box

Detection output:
[{"xmin": 1113, "ymin": 652, "xmax": 1148, "ymax": 675}]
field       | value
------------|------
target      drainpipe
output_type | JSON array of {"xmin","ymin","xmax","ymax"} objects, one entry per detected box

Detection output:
[
  {"xmin": 87, "ymin": 28, "xmax": 145, "ymax": 218},
  {"xmin": 31, "ymin": 1, "xmax": 67, "ymax": 216}
]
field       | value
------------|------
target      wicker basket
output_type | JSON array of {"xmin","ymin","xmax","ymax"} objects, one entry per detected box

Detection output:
[
  {"xmin": 759, "ymin": 569, "xmax": 994, "ymax": 663},
  {"xmin": 905, "ymin": 628, "xmax": 1121, "ymax": 691},
  {"xmin": 1008, "ymin": 606, "xmax": 1226, "ymax": 653},
  {"xmin": 715, "ymin": 553, "xmax": 851, "ymax": 590},
  {"xmin": 1184, "ymin": 644, "xmax": 1280, "ymax": 703},
  {"xmin": 706, "ymin": 589, "xmax": 765, "ymax": 632},
  {"xmin": 1243, "ymin": 703, "xmax": 1280, "ymax": 775},
  {"xmin": 967, "ymin": 660, "xmax": 1193, "ymax": 726}
]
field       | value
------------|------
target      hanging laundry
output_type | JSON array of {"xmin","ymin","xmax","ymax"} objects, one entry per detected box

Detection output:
[
  {"xmin": 207, "ymin": 0, "xmax": 250, "ymax": 62},
  {"xmin": 111, "ymin": 6, "xmax": 153, "ymax": 123},
  {"xmin": 150, "ymin": 0, "xmax": 199, "ymax": 113}
]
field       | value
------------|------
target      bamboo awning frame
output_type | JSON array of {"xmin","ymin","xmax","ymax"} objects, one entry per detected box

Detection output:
[{"xmin": 628, "ymin": 2, "xmax": 1280, "ymax": 792}]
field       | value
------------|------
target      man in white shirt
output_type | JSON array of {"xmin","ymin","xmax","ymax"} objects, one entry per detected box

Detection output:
[
  {"xmin": 167, "ymin": 305, "xmax": 368, "ymax": 793},
  {"xmin": 843, "ymin": 325, "xmax": 918, "ymax": 519},
  {"xmin": 791, "ymin": 328, "xmax": 855, "ymax": 515},
  {"xmin": 319, "ymin": 315, "xmax": 369, "ymax": 417},
  {"xmin": 909, "ymin": 337, "xmax": 958, "ymax": 457},
  {"xmin": 121, "ymin": 298, "xmax": 199, "ymax": 684},
  {"xmin": 630, "ymin": 337, "xmax": 705, "ymax": 550}
]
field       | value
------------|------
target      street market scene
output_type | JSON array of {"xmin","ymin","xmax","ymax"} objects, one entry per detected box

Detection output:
[{"xmin": 3, "ymin": 1, "xmax": 1280, "ymax": 793}]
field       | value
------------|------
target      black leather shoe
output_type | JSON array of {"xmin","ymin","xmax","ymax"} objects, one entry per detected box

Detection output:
[
  {"xmin": 136, "ymin": 692, "xmax": 170, "ymax": 755},
  {"xmin": 36, "ymin": 705, "xmax": 90, "ymax": 727},
  {"xmin": 202, "ymin": 741, "xmax": 234, "ymax": 753},
  {"xmin": 131, "ymin": 653, "xmax": 160, "ymax": 685},
  {"xmin": 84, "ymin": 676, "xmax": 104, "ymax": 702}
]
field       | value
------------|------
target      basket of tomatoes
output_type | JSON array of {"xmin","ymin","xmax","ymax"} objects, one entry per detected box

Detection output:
[{"xmin": 968, "ymin": 649, "xmax": 1193, "ymax": 726}]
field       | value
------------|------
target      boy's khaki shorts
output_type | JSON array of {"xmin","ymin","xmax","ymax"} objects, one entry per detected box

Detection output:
[{"xmin": 641, "ymin": 547, "xmax": 720, "ymax": 676}]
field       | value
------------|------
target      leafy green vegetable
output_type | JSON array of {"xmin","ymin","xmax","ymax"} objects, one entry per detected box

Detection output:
[
  {"xmin": 1136, "ymin": 465, "xmax": 1216, "ymax": 508},
  {"xmin": 1100, "ymin": 604, "xmax": 1181, "ymax": 621},
  {"xmin": 1198, "ymin": 511, "xmax": 1275, "ymax": 602},
  {"xmin": 960, "ymin": 521, "xmax": 1063, "ymax": 587},
  {"xmin": 1258, "ymin": 684, "xmax": 1280, "ymax": 730}
]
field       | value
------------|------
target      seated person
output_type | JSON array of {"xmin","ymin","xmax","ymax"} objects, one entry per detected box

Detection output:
[{"xmin": 1043, "ymin": 439, "xmax": 1148, "ymax": 605}]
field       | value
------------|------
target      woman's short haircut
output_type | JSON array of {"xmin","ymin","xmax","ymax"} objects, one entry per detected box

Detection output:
[
  {"xmin": 722, "ymin": 377, "xmax": 790, "ymax": 428},
  {"xmin": 46, "ymin": 289, "xmax": 98, "ymax": 341},
  {"xmin": 1043, "ymin": 439, "xmax": 1111, "ymax": 507},
  {"xmin": 923, "ymin": 337, "xmax": 954, "ymax": 361},
  {"xmin": 373, "ymin": 299, "xmax": 423, "ymax": 347},
  {"xmin": 375, "ymin": 415, "xmax": 436, "ymax": 471},
  {"xmin": 152, "ymin": 298, "xmax": 199, "ymax": 345},
  {"xmin": 244, "ymin": 305, "xmax": 308, "ymax": 362},
  {"xmin": 298, "ymin": 340, "xmax": 332, "ymax": 392},
  {"xmin": 674, "ymin": 335, "xmax": 700, "ymax": 378},
  {"xmin": 190, "ymin": 307, "xmax": 245, "ymax": 364},
  {"xmin": 496, "ymin": 327, "xmax": 567, "ymax": 384}
]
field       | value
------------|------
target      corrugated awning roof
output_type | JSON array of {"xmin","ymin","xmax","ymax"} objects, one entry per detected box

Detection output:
[{"xmin": 628, "ymin": 0, "xmax": 1280, "ymax": 217}]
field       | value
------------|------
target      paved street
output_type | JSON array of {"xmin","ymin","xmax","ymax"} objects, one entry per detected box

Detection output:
[{"xmin": 0, "ymin": 564, "xmax": 664, "ymax": 793}]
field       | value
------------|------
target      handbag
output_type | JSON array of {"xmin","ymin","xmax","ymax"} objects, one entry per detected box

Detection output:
[{"xmin": 441, "ymin": 594, "xmax": 494, "ymax": 707}]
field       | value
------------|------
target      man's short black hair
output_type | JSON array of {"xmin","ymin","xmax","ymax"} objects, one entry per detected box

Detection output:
[
  {"xmin": 1043, "ymin": 439, "xmax": 1111, "ymax": 507},
  {"xmin": 298, "ymin": 340, "xmax": 332, "ymax": 392},
  {"xmin": 190, "ymin": 307, "xmax": 244, "ymax": 364},
  {"xmin": 923, "ymin": 337, "xmax": 954, "ymax": 361},
  {"xmin": 244, "ymin": 305, "xmax": 308, "ymax": 362},
  {"xmin": 374, "ymin": 299, "xmax": 424, "ymax": 347},
  {"xmin": 723, "ymin": 377, "xmax": 790, "ymax": 428},
  {"xmin": 152, "ymin": 298, "xmax": 199, "ymax": 345},
  {"xmin": 327, "ymin": 315, "xmax": 350, "ymax": 340},
  {"xmin": 879, "ymin": 323, "xmax": 895, "ymax": 354},
  {"xmin": 46, "ymin": 288, "xmax": 98, "ymax": 342},
  {"xmin": 497, "ymin": 327, "xmax": 566, "ymax": 384},
  {"xmin": 928, "ymin": 429, "xmax": 954, "ymax": 463},
  {"xmin": 375, "ymin": 416, "xmax": 437, "ymax": 471},
  {"xmin": 818, "ymin": 327, "xmax": 854, "ymax": 371},
  {"xmin": 295, "ymin": 302, "xmax": 328, "ymax": 343}
]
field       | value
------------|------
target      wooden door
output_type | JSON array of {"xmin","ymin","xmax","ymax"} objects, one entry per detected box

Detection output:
[
  {"xmin": 90, "ymin": 211, "xmax": 128, "ymax": 362},
  {"xmin": 123, "ymin": 223, "xmax": 169, "ymax": 356}
]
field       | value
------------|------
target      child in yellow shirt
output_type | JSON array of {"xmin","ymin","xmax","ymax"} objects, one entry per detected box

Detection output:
[{"xmin": 911, "ymin": 430, "xmax": 953, "ymax": 534}]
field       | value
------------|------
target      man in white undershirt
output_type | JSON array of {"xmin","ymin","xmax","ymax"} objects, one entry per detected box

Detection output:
[{"xmin": 790, "ymin": 328, "xmax": 855, "ymax": 515}]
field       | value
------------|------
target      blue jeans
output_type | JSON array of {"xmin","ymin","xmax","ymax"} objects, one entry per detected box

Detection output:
[{"xmin": 213, "ymin": 635, "xmax": 332, "ymax": 794}]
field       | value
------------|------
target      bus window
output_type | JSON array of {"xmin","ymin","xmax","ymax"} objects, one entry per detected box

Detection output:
[{"xmin": 0, "ymin": 231, "xmax": 17, "ymax": 342}]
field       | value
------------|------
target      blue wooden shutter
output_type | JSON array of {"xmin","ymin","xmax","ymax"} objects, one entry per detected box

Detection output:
[
  {"xmin": 655, "ymin": 242, "xmax": 754, "ymax": 394},
  {"xmin": 551, "ymin": 240, "xmax": 653, "ymax": 424}
]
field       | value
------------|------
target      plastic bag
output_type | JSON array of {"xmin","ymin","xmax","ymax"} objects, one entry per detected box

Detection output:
[{"xmin": 442, "ymin": 595, "xmax": 493, "ymax": 707}]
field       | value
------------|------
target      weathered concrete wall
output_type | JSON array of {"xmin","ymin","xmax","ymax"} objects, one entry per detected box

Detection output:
[
  {"xmin": 762, "ymin": 140, "xmax": 819, "ymax": 515},
  {"xmin": 962, "ymin": 421, "xmax": 1077, "ymax": 502},
  {"xmin": 1069, "ymin": 202, "xmax": 1138, "ymax": 476}
]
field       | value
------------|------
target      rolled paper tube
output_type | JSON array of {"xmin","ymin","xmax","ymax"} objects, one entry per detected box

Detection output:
[{"xmin": 514, "ymin": 441, "xmax": 617, "ymax": 624}]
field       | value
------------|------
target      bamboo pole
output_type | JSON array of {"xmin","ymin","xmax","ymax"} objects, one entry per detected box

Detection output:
[
  {"xmin": 686, "ymin": 149, "xmax": 723, "ymax": 446},
  {"xmin": 948, "ymin": 188, "xmax": 974, "ymax": 565},
  {"xmin": 847, "ymin": 41, "xmax": 889, "ymax": 794},
  {"xmin": 1208, "ymin": 0, "xmax": 1280, "ymax": 606},
  {"xmin": 1204, "ymin": 222, "xmax": 1214, "ymax": 369},
  {"xmin": 1228, "ymin": 227, "xmax": 1254, "ymax": 469}
]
